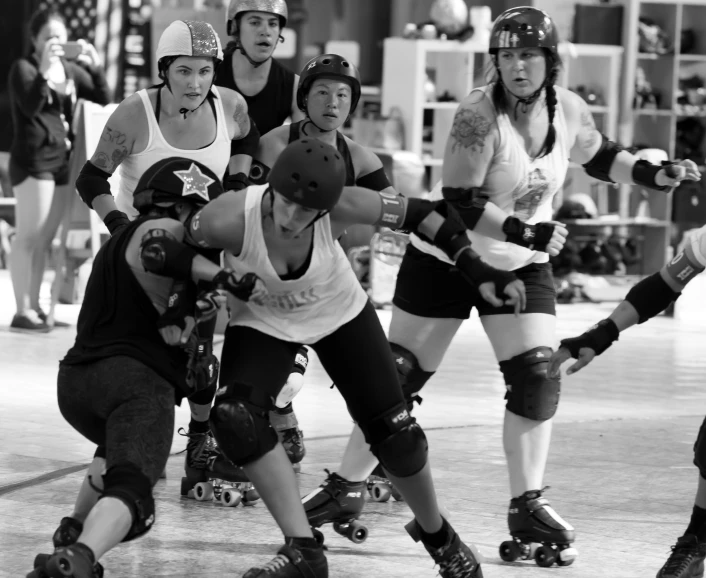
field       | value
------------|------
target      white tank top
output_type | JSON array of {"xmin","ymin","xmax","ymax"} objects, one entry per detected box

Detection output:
[
  {"xmin": 412, "ymin": 86, "xmax": 571, "ymax": 271},
  {"xmin": 223, "ymin": 185, "xmax": 369, "ymax": 344},
  {"xmin": 116, "ymin": 86, "xmax": 232, "ymax": 218}
]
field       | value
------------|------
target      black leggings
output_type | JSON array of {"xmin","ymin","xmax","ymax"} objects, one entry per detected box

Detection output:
[
  {"xmin": 57, "ymin": 356, "xmax": 175, "ymax": 485},
  {"xmin": 219, "ymin": 301, "xmax": 405, "ymax": 437}
]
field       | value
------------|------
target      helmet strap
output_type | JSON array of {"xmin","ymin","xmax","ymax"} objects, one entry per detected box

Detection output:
[
  {"xmin": 301, "ymin": 117, "xmax": 336, "ymax": 135},
  {"xmin": 235, "ymin": 37, "xmax": 271, "ymax": 69}
]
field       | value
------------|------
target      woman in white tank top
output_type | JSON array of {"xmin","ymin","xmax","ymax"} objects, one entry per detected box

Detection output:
[{"xmin": 326, "ymin": 7, "xmax": 701, "ymax": 567}]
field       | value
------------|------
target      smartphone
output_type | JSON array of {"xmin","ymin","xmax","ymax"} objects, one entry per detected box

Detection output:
[{"xmin": 61, "ymin": 42, "xmax": 83, "ymax": 60}]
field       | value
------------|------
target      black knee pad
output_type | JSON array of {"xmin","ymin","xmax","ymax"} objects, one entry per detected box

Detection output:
[
  {"xmin": 94, "ymin": 446, "xmax": 106, "ymax": 459},
  {"xmin": 693, "ymin": 416, "xmax": 706, "ymax": 479},
  {"xmin": 209, "ymin": 384, "xmax": 278, "ymax": 466},
  {"xmin": 100, "ymin": 462, "xmax": 155, "ymax": 543},
  {"xmin": 390, "ymin": 343, "xmax": 435, "ymax": 411},
  {"xmin": 500, "ymin": 346, "xmax": 561, "ymax": 421},
  {"xmin": 363, "ymin": 402, "xmax": 428, "ymax": 478}
]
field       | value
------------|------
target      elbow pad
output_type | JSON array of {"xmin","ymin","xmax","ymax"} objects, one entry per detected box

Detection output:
[
  {"xmin": 624, "ymin": 272, "xmax": 680, "ymax": 324},
  {"xmin": 225, "ymin": 172, "xmax": 250, "ymax": 191},
  {"xmin": 76, "ymin": 161, "xmax": 113, "ymax": 209},
  {"xmin": 140, "ymin": 229, "xmax": 200, "ymax": 280},
  {"xmin": 441, "ymin": 186, "xmax": 489, "ymax": 229},
  {"xmin": 249, "ymin": 159, "xmax": 270, "ymax": 185},
  {"xmin": 230, "ymin": 116, "xmax": 260, "ymax": 158},
  {"xmin": 582, "ymin": 133, "xmax": 621, "ymax": 183}
]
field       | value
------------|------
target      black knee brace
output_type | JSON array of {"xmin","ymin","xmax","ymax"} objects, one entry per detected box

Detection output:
[
  {"xmin": 94, "ymin": 446, "xmax": 106, "ymax": 459},
  {"xmin": 363, "ymin": 402, "xmax": 428, "ymax": 478},
  {"xmin": 500, "ymin": 346, "xmax": 561, "ymax": 421},
  {"xmin": 100, "ymin": 463, "xmax": 155, "ymax": 543},
  {"xmin": 693, "ymin": 416, "xmax": 706, "ymax": 479},
  {"xmin": 390, "ymin": 343, "xmax": 435, "ymax": 411},
  {"xmin": 209, "ymin": 383, "xmax": 278, "ymax": 466}
]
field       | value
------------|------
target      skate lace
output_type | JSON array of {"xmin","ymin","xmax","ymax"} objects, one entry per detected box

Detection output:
[
  {"xmin": 663, "ymin": 542, "xmax": 701, "ymax": 574},
  {"xmin": 259, "ymin": 553, "xmax": 290, "ymax": 573},
  {"xmin": 281, "ymin": 427, "xmax": 303, "ymax": 449},
  {"xmin": 438, "ymin": 549, "xmax": 475, "ymax": 578},
  {"xmin": 177, "ymin": 427, "xmax": 215, "ymax": 469}
]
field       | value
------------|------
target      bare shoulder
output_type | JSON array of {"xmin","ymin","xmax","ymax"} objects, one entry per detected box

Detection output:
[
  {"xmin": 447, "ymin": 89, "xmax": 499, "ymax": 154},
  {"xmin": 217, "ymin": 86, "xmax": 247, "ymax": 112},
  {"xmin": 345, "ymin": 137, "xmax": 382, "ymax": 175},
  {"xmin": 112, "ymin": 92, "xmax": 147, "ymax": 127},
  {"xmin": 555, "ymin": 86, "xmax": 586, "ymax": 125},
  {"xmin": 201, "ymin": 190, "xmax": 247, "ymax": 252}
]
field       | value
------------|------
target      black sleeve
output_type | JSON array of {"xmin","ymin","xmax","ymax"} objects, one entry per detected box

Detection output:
[
  {"xmin": 70, "ymin": 61, "xmax": 112, "ymax": 105},
  {"xmin": 8, "ymin": 59, "xmax": 53, "ymax": 118}
]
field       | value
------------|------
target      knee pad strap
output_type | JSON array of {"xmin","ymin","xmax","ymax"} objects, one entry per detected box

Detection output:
[
  {"xmin": 100, "ymin": 463, "xmax": 155, "ymax": 543},
  {"xmin": 390, "ymin": 343, "xmax": 435, "ymax": 410},
  {"xmin": 500, "ymin": 346, "xmax": 561, "ymax": 421}
]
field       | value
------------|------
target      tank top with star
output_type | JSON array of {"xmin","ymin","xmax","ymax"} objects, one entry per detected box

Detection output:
[
  {"xmin": 223, "ymin": 185, "xmax": 369, "ymax": 344},
  {"xmin": 116, "ymin": 85, "xmax": 232, "ymax": 219},
  {"xmin": 411, "ymin": 85, "xmax": 571, "ymax": 271}
]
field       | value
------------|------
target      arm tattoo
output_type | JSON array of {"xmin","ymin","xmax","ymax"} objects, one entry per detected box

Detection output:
[
  {"xmin": 579, "ymin": 108, "xmax": 599, "ymax": 150},
  {"xmin": 101, "ymin": 125, "xmax": 127, "ymax": 146},
  {"xmin": 93, "ymin": 125, "xmax": 130, "ymax": 172},
  {"xmin": 449, "ymin": 107, "xmax": 493, "ymax": 154},
  {"xmin": 233, "ymin": 101, "xmax": 250, "ymax": 138}
]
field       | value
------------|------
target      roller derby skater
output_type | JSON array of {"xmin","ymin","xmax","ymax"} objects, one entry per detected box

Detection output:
[
  {"xmin": 27, "ymin": 157, "xmax": 265, "ymax": 578},
  {"xmin": 189, "ymin": 139, "xmax": 523, "ymax": 576},
  {"xmin": 549, "ymin": 223, "xmax": 705, "ymax": 577}
]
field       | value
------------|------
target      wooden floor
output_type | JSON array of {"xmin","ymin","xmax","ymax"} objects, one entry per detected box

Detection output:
[{"xmin": 1, "ymin": 268, "xmax": 705, "ymax": 578}]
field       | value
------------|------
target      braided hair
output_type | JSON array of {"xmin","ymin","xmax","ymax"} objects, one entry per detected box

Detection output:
[{"xmin": 490, "ymin": 49, "xmax": 562, "ymax": 159}]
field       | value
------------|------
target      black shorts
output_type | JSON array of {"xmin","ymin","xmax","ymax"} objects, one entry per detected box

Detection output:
[
  {"xmin": 9, "ymin": 157, "xmax": 70, "ymax": 187},
  {"xmin": 393, "ymin": 244, "xmax": 556, "ymax": 319}
]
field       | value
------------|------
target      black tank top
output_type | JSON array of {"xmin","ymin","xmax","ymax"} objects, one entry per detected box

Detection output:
[
  {"xmin": 62, "ymin": 217, "xmax": 189, "ymax": 397},
  {"xmin": 217, "ymin": 51, "xmax": 295, "ymax": 135},
  {"xmin": 288, "ymin": 120, "xmax": 356, "ymax": 186}
]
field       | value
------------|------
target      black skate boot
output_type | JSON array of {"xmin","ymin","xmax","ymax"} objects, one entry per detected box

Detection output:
[
  {"xmin": 407, "ymin": 518, "xmax": 483, "ymax": 578},
  {"xmin": 499, "ymin": 488, "xmax": 577, "ymax": 567},
  {"xmin": 243, "ymin": 537, "xmax": 328, "ymax": 578},
  {"xmin": 270, "ymin": 404, "xmax": 306, "ymax": 468},
  {"xmin": 178, "ymin": 427, "xmax": 259, "ymax": 507},
  {"xmin": 656, "ymin": 534, "xmax": 706, "ymax": 578},
  {"xmin": 28, "ymin": 543, "xmax": 104, "ymax": 578},
  {"xmin": 366, "ymin": 463, "xmax": 403, "ymax": 502},
  {"xmin": 303, "ymin": 470, "xmax": 368, "ymax": 544},
  {"xmin": 31, "ymin": 516, "xmax": 85, "ymax": 572}
]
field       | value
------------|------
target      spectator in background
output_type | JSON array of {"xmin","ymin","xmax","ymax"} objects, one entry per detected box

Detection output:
[{"xmin": 7, "ymin": 6, "xmax": 111, "ymax": 332}]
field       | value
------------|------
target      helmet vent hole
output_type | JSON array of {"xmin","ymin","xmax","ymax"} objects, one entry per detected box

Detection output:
[
  {"xmin": 323, "ymin": 155, "xmax": 328, "ymax": 162},
  {"xmin": 342, "ymin": 61, "xmax": 349, "ymax": 67},
  {"xmin": 308, "ymin": 181, "xmax": 318, "ymax": 191},
  {"xmin": 322, "ymin": 58, "xmax": 331, "ymax": 65},
  {"xmin": 521, "ymin": 23, "xmax": 528, "ymax": 30},
  {"xmin": 306, "ymin": 148, "xmax": 312, "ymax": 153},
  {"xmin": 291, "ymin": 172, "xmax": 300, "ymax": 182},
  {"xmin": 502, "ymin": 24, "xmax": 510, "ymax": 31}
]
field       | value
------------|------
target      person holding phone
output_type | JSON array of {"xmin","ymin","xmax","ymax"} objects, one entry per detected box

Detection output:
[{"xmin": 8, "ymin": 6, "xmax": 110, "ymax": 332}]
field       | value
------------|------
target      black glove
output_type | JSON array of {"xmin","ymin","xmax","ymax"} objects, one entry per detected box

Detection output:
[
  {"xmin": 503, "ymin": 217, "xmax": 556, "ymax": 252},
  {"xmin": 157, "ymin": 281, "xmax": 197, "ymax": 332},
  {"xmin": 103, "ymin": 210, "xmax": 130, "ymax": 236},
  {"xmin": 184, "ymin": 334, "xmax": 219, "ymax": 393},
  {"xmin": 456, "ymin": 249, "xmax": 518, "ymax": 292},
  {"xmin": 213, "ymin": 269, "xmax": 261, "ymax": 302},
  {"xmin": 560, "ymin": 318, "xmax": 620, "ymax": 358}
]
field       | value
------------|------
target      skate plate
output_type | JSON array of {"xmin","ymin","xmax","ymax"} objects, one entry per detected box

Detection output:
[
  {"xmin": 180, "ymin": 476, "xmax": 259, "ymax": 507},
  {"xmin": 367, "ymin": 476, "xmax": 403, "ymax": 503},
  {"xmin": 499, "ymin": 538, "xmax": 578, "ymax": 567}
]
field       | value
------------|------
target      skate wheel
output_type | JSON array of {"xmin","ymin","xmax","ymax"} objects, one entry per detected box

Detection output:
[
  {"xmin": 242, "ymin": 489, "xmax": 260, "ymax": 505},
  {"xmin": 369, "ymin": 482, "xmax": 391, "ymax": 502},
  {"xmin": 534, "ymin": 545, "xmax": 557, "ymax": 567},
  {"xmin": 346, "ymin": 520, "xmax": 368, "ymax": 544},
  {"xmin": 312, "ymin": 528, "xmax": 325, "ymax": 547},
  {"xmin": 194, "ymin": 481, "xmax": 214, "ymax": 501},
  {"xmin": 221, "ymin": 488, "xmax": 242, "ymax": 507},
  {"xmin": 499, "ymin": 540, "xmax": 521, "ymax": 562},
  {"xmin": 557, "ymin": 545, "xmax": 578, "ymax": 566}
]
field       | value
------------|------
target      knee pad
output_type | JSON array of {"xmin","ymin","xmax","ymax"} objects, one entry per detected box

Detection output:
[
  {"xmin": 500, "ymin": 346, "xmax": 561, "ymax": 421},
  {"xmin": 100, "ymin": 463, "xmax": 155, "ymax": 543},
  {"xmin": 693, "ymin": 417, "xmax": 706, "ymax": 479},
  {"xmin": 209, "ymin": 384, "xmax": 278, "ymax": 466},
  {"xmin": 94, "ymin": 446, "xmax": 106, "ymax": 459},
  {"xmin": 390, "ymin": 343, "xmax": 435, "ymax": 411},
  {"xmin": 364, "ymin": 402, "xmax": 428, "ymax": 478}
]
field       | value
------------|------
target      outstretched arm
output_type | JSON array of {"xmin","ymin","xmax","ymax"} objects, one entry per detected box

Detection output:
[{"xmin": 548, "ymin": 225, "xmax": 706, "ymax": 377}]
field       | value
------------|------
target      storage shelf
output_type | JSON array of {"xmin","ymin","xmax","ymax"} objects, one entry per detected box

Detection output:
[
  {"xmin": 678, "ymin": 54, "xmax": 706, "ymax": 62},
  {"xmin": 564, "ymin": 218, "xmax": 671, "ymax": 227},
  {"xmin": 634, "ymin": 109, "xmax": 674, "ymax": 116},
  {"xmin": 423, "ymin": 102, "xmax": 459, "ymax": 110}
]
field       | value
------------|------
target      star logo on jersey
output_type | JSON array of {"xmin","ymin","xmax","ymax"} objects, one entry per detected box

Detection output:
[{"xmin": 174, "ymin": 163, "xmax": 215, "ymax": 202}]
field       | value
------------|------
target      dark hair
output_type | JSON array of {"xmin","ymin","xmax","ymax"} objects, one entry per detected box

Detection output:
[
  {"xmin": 225, "ymin": 14, "xmax": 284, "ymax": 55},
  {"xmin": 26, "ymin": 6, "xmax": 66, "ymax": 56},
  {"xmin": 488, "ymin": 49, "xmax": 562, "ymax": 159},
  {"xmin": 157, "ymin": 56, "xmax": 180, "ymax": 82}
]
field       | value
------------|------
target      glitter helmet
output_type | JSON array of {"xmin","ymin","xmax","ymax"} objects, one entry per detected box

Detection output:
[
  {"xmin": 226, "ymin": 0, "xmax": 288, "ymax": 36},
  {"xmin": 156, "ymin": 20, "xmax": 224, "ymax": 65},
  {"xmin": 297, "ymin": 54, "xmax": 361, "ymax": 115},
  {"xmin": 489, "ymin": 7, "xmax": 559, "ymax": 55},
  {"xmin": 133, "ymin": 158, "xmax": 224, "ymax": 213},
  {"xmin": 268, "ymin": 139, "xmax": 347, "ymax": 212}
]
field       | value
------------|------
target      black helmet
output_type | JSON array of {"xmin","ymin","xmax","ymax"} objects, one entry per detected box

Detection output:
[
  {"xmin": 489, "ymin": 6, "xmax": 559, "ymax": 55},
  {"xmin": 268, "ymin": 139, "xmax": 346, "ymax": 212},
  {"xmin": 297, "ymin": 54, "xmax": 361, "ymax": 115},
  {"xmin": 133, "ymin": 158, "xmax": 224, "ymax": 213}
]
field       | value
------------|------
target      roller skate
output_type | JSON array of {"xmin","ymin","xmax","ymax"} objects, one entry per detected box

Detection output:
[
  {"xmin": 366, "ymin": 463, "xmax": 403, "ymax": 503},
  {"xmin": 303, "ymin": 470, "xmax": 368, "ymax": 545},
  {"xmin": 179, "ymin": 427, "xmax": 260, "ymax": 507},
  {"xmin": 498, "ymin": 488, "xmax": 577, "ymax": 567},
  {"xmin": 656, "ymin": 534, "xmax": 706, "ymax": 578},
  {"xmin": 27, "ymin": 543, "xmax": 104, "ymax": 578},
  {"xmin": 406, "ymin": 517, "xmax": 483, "ymax": 577},
  {"xmin": 270, "ymin": 404, "xmax": 306, "ymax": 470},
  {"xmin": 31, "ymin": 517, "xmax": 85, "ymax": 571},
  {"xmin": 243, "ymin": 536, "xmax": 328, "ymax": 578}
]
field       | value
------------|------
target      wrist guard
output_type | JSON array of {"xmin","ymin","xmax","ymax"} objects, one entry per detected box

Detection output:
[
  {"xmin": 225, "ymin": 171, "xmax": 250, "ymax": 192},
  {"xmin": 213, "ymin": 269, "xmax": 260, "ymax": 302},
  {"xmin": 456, "ymin": 248, "xmax": 518, "ymax": 289},
  {"xmin": 503, "ymin": 217, "xmax": 555, "ymax": 252},
  {"xmin": 560, "ymin": 318, "xmax": 619, "ymax": 358}
]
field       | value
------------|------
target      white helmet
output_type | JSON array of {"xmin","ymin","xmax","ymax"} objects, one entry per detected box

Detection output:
[{"xmin": 156, "ymin": 20, "xmax": 223, "ymax": 65}]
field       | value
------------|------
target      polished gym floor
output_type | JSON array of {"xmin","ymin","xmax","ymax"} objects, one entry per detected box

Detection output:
[{"xmin": 1, "ymin": 268, "xmax": 704, "ymax": 578}]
